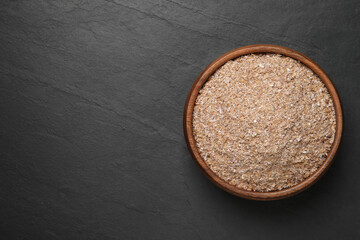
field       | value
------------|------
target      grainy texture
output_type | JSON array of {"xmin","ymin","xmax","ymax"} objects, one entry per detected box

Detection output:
[
  {"xmin": 0, "ymin": 0, "xmax": 359, "ymax": 239},
  {"xmin": 193, "ymin": 54, "xmax": 336, "ymax": 192}
]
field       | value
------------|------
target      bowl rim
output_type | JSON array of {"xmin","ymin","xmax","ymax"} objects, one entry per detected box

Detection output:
[{"xmin": 183, "ymin": 44, "xmax": 343, "ymax": 201}]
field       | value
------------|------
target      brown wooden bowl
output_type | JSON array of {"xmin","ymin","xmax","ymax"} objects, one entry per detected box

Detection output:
[{"xmin": 183, "ymin": 44, "xmax": 343, "ymax": 201}]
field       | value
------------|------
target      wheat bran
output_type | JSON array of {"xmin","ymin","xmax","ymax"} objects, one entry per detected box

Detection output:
[{"xmin": 192, "ymin": 54, "xmax": 336, "ymax": 192}]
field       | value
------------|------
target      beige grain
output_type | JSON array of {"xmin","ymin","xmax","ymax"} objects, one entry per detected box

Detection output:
[{"xmin": 192, "ymin": 54, "xmax": 336, "ymax": 192}]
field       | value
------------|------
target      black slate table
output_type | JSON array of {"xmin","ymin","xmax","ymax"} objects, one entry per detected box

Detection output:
[{"xmin": 1, "ymin": 1, "xmax": 359, "ymax": 239}]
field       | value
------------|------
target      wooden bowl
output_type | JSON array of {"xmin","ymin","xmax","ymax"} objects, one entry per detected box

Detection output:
[{"xmin": 183, "ymin": 44, "xmax": 343, "ymax": 201}]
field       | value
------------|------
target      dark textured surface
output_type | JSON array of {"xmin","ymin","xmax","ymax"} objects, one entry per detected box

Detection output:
[{"xmin": 0, "ymin": 0, "xmax": 359, "ymax": 239}]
